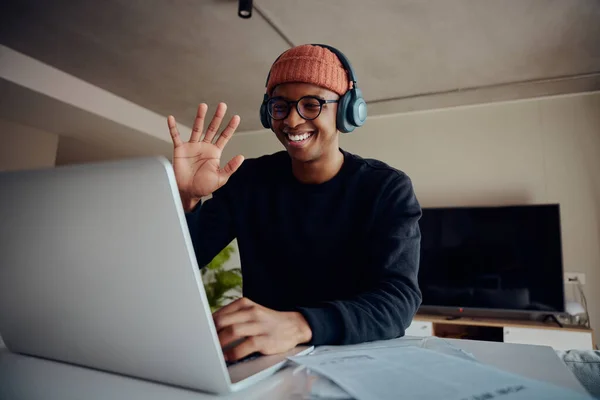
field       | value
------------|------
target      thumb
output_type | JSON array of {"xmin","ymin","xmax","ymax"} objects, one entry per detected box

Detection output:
[{"xmin": 219, "ymin": 155, "xmax": 245, "ymax": 181}]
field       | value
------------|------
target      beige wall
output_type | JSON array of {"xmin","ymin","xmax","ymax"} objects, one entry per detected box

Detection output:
[
  {"xmin": 0, "ymin": 119, "xmax": 58, "ymax": 171},
  {"xmin": 222, "ymin": 92, "xmax": 600, "ymax": 340},
  {"xmin": 55, "ymin": 136, "xmax": 127, "ymax": 166}
]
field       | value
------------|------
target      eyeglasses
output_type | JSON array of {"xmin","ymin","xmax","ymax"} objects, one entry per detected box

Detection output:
[{"xmin": 267, "ymin": 96, "xmax": 339, "ymax": 121}]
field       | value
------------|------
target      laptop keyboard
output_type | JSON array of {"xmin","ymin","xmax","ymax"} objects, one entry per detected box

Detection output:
[{"xmin": 226, "ymin": 352, "xmax": 262, "ymax": 367}]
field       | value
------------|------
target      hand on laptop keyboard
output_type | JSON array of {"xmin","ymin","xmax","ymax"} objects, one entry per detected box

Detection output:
[{"xmin": 213, "ymin": 298, "xmax": 312, "ymax": 363}]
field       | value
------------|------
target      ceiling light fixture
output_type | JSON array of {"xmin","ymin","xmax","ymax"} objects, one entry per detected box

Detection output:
[{"xmin": 238, "ymin": 0, "xmax": 252, "ymax": 18}]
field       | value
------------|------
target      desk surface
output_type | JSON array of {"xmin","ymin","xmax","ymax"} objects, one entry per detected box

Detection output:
[{"xmin": 0, "ymin": 338, "xmax": 587, "ymax": 400}]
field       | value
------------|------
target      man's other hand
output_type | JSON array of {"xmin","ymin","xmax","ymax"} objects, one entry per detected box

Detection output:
[{"xmin": 213, "ymin": 297, "xmax": 312, "ymax": 362}]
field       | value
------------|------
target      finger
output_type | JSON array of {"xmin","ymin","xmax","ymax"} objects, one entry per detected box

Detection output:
[
  {"xmin": 214, "ymin": 308, "xmax": 256, "ymax": 332},
  {"xmin": 190, "ymin": 103, "xmax": 208, "ymax": 143},
  {"xmin": 218, "ymin": 322, "xmax": 264, "ymax": 349},
  {"xmin": 218, "ymin": 155, "xmax": 245, "ymax": 182},
  {"xmin": 225, "ymin": 336, "xmax": 264, "ymax": 362},
  {"xmin": 203, "ymin": 102, "xmax": 227, "ymax": 143},
  {"xmin": 213, "ymin": 297, "xmax": 254, "ymax": 319},
  {"xmin": 214, "ymin": 115, "xmax": 240, "ymax": 150},
  {"xmin": 167, "ymin": 116, "xmax": 183, "ymax": 148}
]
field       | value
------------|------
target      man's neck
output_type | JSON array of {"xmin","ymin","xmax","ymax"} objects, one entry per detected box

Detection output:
[{"xmin": 291, "ymin": 149, "xmax": 344, "ymax": 184}]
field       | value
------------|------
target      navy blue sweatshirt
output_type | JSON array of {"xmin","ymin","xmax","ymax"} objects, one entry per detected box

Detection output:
[{"xmin": 185, "ymin": 149, "xmax": 422, "ymax": 345}]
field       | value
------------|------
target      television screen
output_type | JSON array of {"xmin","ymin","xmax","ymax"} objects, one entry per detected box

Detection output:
[{"xmin": 418, "ymin": 204, "xmax": 565, "ymax": 313}]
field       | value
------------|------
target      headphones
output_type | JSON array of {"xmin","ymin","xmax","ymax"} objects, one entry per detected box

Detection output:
[{"xmin": 259, "ymin": 44, "xmax": 367, "ymax": 133}]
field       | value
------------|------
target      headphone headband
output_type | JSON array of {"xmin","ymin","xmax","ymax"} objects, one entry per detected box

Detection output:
[{"xmin": 310, "ymin": 44, "xmax": 358, "ymax": 87}]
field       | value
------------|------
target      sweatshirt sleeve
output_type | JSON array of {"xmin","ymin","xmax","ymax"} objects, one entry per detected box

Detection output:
[
  {"xmin": 297, "ymin": 173, "xmax": 422, "ymax": 345},
  {"xmin": 184, "ymin": 176, "xmax": 239, "ymax": 269}
]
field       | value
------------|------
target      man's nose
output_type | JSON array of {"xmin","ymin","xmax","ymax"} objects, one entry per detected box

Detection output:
[{"xmin": 284, "ymin": 106, "xmax": 306, "ymax": 128}]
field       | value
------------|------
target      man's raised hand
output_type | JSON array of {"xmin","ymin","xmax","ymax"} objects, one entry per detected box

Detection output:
[{"xmin": 168, "ymin": 103, "xmax": 244, "ymax": 210}]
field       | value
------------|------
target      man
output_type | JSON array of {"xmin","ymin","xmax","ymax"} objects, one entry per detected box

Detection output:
[{"xmin": 167, "ymin": 44, "xmax": 422, "ymax": 362}]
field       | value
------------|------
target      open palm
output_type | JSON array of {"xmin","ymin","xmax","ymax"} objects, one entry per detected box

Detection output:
[{"xmin": 168, "ymin": 103, "xmax": 244, "ymax": 202}]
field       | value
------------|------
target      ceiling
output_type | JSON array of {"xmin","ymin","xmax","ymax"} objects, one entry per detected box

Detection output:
[{"xmin": 1, "ymin": 0, "xmax": 600, "ymax": 160}]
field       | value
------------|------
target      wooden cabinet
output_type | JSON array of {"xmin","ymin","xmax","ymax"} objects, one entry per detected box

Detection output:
[{"xmin": 409, "ymin": 314, "xmax": 595, "ymax": 350}]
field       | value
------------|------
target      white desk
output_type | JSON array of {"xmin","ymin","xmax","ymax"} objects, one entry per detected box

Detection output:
[{"xmin": 0, "ymin": 338, "xmax": 587, "ymax": 399}]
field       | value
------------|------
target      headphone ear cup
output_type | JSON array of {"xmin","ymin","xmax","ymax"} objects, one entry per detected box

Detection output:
[
  {"xmin": 336, "ymin": 91, "xmax": 355, "ymax": 133},
  {"xmin": 349, "ymin": 88, "xmax": 367, "ymax": 128},
  {"xmin": 260, "ymin": 95, "xmax": 271, "ymax": 129}
]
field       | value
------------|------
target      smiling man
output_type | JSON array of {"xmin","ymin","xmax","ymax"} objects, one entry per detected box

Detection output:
[{"xmin": 167, "ymin": 44, "xmax": 422, "ymax": 362}]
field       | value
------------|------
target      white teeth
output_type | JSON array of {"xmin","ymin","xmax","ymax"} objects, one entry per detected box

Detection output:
[{"xmin": 287, "ymin": 132, "xmax": 313, "ymax": 142}]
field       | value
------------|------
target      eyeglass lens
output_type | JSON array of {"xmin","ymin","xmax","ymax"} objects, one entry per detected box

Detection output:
[{"xmin": 268, "ymin": 97, "xmax": 323, "ymax": 120}]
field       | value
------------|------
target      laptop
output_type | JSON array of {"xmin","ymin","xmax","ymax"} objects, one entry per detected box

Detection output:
[{"xmin": 0, "ymin": 156, "xmax": 313, "ymax": 394}]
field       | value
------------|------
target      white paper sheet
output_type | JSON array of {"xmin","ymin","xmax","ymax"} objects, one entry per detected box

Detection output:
[
  {"xmin": 289, "ymin": 345, "xmax": 593, "ymax": 400},
  {"xmin": 310, "ymin": 336, "xmax": 477, "ymax": 361}
]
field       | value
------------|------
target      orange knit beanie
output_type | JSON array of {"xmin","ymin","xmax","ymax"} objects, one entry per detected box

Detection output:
[{"xmin": 266, "ymin": 44, "xmax": 351, "ymax": 96}]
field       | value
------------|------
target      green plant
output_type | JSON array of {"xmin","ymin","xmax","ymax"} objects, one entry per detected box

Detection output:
[{"xmin": 201, "ymin": 244, "xmax": 243, "ymax": 312}]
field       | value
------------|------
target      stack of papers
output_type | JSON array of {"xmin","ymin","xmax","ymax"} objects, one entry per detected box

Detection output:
[{"xmin": 289, "ymin": 344, "xmax": 593, "ymax": 400}]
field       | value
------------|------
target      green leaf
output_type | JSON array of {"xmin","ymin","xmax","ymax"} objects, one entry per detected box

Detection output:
[
  {"xmin": 206, "ymin": 245, "xmax": 235, "ymax": 270},
  {"xmin": 201, "ymin": 244, "xmax": 243, "ymax": 312},
  {"xmin": 204, "ymin": 285, "xmax": 217, "ymax": 309},
  {"xmin": 215, "ymin": 270, "xmax": 242, "ymax": 290}
]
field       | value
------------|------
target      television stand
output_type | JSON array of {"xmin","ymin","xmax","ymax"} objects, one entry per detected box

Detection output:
[
  {"xmin": 542, "ymin": 314, "xmax": 563, "ymax": 328},
  {"xmin": 406, "ymin": 313, "xmax": 595, "ymax": 350},
  {"xmin": 445, "ymin": 316, "xmax": 462, "ymax": 321}
]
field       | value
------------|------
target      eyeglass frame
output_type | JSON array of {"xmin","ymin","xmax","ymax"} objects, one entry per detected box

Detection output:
[{"xmin": 266, "ymin": 95, "xmax": 339, "ymax": 121}]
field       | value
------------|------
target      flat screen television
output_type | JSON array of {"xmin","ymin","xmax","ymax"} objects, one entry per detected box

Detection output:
[{"xmin": 418, "ymin": 204, "xmax": 565, "ymax": 317}]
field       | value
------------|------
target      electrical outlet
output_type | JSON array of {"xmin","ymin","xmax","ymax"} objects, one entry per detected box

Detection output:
[{"xmin": 564, "ymin": 272, "xmax": 586, "ymax": 285}]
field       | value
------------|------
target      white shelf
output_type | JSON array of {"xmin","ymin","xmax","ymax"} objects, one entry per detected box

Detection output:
[{"xmin": 410, "ymin": 315, "xmax": 595, "ymax": 350}]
